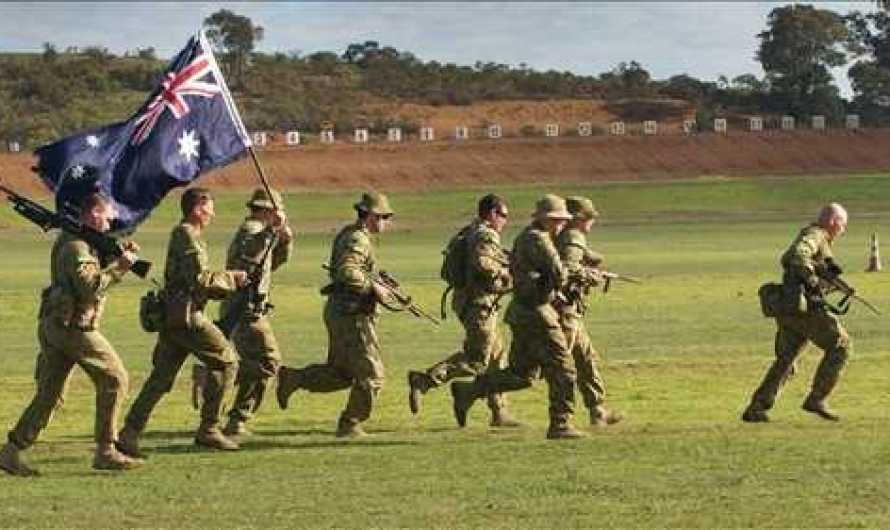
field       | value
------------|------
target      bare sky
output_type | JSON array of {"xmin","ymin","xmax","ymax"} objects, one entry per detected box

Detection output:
[{"xmin": 0, "ymin": 1, "xmax": 877, "ymax": 98}]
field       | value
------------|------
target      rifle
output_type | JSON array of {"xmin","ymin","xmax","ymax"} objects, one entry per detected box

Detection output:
[
  {"xmin": 815, "ymin": 258, "xmax": 881, "ymax": 316},
  {"xmin": 572, "ymin": 265, "xmax": 642, "ymax": 294},
  {"xmin": 323, "ymin": 264, "xmax": 440, "ymax": 325},
  {"xmin": 216, "ymin": 230, "xmax": 279, "ymax": 338},
  {"xmin": 0, "ymin": 182, "xmax": 151, "ymax": 278}
]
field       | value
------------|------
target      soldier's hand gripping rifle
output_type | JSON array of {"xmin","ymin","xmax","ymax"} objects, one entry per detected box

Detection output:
[
  {"xmin": 815, "ymin": 258, "xmax": 881, "ymax": 316},
  {"xmin": 0, "ymin": 182, "xmax": 151, "ymax": 278},
  {"xmin": 574, "ymin": 255, "xmax": 642, "ymax": 294},
  {"xmin": 216, "ymin": 231, "xmax": 279, "ymax": 338}
]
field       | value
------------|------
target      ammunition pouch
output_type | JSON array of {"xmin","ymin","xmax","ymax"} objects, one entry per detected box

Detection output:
[{"xmin": 139, "ymin": 289, "xmax": 165, "ymax": 333}]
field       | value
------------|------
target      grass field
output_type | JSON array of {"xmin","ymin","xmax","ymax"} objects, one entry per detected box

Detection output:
[{"xmin": 1, "ymin": 174, "xmax": 890, "ymax": 527}]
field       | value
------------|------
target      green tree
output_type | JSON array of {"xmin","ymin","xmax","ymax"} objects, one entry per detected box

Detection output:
[
  {"xmin": 757, "ymin": 4, "xmax": 848, "ymax": 117},
  {"xmin": 203, "ymin": 9, "xmax": 264, "ymax": 87},
  {"xmin": 847, "ymin": 10, "xmax": 890, "ymax": 123}
]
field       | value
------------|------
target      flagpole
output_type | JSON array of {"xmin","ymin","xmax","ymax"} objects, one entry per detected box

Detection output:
[{"xmin": 199, "ymin": 30, "xmax": 281, "ymax": 212}]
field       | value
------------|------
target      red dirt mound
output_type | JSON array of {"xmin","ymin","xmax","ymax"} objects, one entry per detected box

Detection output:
[{"xmin": 2, "ymin": 129, "xmax": 888, "ymax": 197}]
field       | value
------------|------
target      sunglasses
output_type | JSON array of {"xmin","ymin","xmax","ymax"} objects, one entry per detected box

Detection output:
[{"xmin": 380, "ymin": 213, "xmax": 393, "ymax": 220}]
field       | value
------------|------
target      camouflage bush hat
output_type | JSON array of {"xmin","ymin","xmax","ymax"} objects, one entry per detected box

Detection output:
[
  {"xmin": 246, "ymin": 187, "xmax": 283, "ymax": 211},
  {"xmin": 532, "ymin": 194, "xmax": 572, "ymax": 220},
  {"xmin": 566, "ymin": 196, "xmax": 599, "ymax": 220},
  {"xmin": 354, "ymin": 191, "xmax": 393, "ymax": 216}
]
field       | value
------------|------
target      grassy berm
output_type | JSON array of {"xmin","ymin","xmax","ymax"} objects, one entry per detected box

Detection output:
[{"xmin": 1, "ymin": 174, "xmax": 890, "ymax": 527}]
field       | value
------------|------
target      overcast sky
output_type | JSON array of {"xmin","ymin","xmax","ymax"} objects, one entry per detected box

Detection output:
[{"xmin": 0, "ymin": 1, "xmax": 878, "ymax": 98}]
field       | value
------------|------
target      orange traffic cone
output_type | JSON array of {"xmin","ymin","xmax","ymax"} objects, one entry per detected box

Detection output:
[{"xmin": 866, "ymin": 233, "xmax": 882, "ymax": 272}]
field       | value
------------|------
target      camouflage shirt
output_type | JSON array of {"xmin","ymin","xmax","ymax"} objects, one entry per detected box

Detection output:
[
  {"xmin": 327, "ymin": 221, "xmax": 378, "ymax": 313},
  {"xmin": 163, "ymin": 222, "xmax": 237, "ymax": 310},
  {"xmin": 510, "ymin": 221, "xmax": 567, "ymax": 307},
  {"xmin": 781, "ymin": 223, "xmax": 834, "ymax": 291},
  {"xmin": 556, "ymin": 227, "xmax": 604, "ymax": 316},
  {"xmin": 456, "ymin": 218, "xmax": 512, "ymax": 309},
  {"xmin": 44, "ymin": 231, "xmax": 127, "ymax": 330},
  {"xmin": 223, "ymin": 217, "xmax": 294, "ymax": 298}
]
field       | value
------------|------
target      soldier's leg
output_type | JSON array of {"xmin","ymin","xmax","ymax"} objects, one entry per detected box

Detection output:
[
  {"xmin": 745, "ymin": 320, "xmax": 808, "ymax": 417},
  {"xmin": 3, "ymin": 323, "xmax": 75, "ymax": 476},
  {"xmin": 338, "ymin": 314, "xmax": 384, "ymax": 437},
  {"xmin": 536, "ymin": 309, "xmax": 580, "ymax": 438},
  {"xmin": 122, "ymin": 332, "xmax": 188, "ymax": 436},
  {"xmin": 570, "ymin": 321, "xmax": 619, "ymax": 425},
  {"xmin": 227, "ymin": 317, "xmax": 281, "ymax": 432},
  {"xmin": 802, "ymin": 315, "xmax": 851, "ymax": 420},
  {"xmin": 70, "ymin": 330, "xmax": 141, "ymax": 470},
  {"xmin": 186, "ymin": 315, "xmax": 238, "ymax": 435}
]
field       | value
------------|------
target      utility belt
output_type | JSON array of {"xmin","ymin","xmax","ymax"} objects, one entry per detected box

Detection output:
[
  {"xmin": 40, "ymin": 286, "xmax": 100, "ymax": 331},
  {"xmin": 320, "ymin": 282, "xmax": 376, "ymax": 314}
]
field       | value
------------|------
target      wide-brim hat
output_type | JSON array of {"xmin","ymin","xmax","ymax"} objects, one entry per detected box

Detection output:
[
  {"xmin": 246, "ymin": 188, "xmax": 284, "ymax": 210},
  {"xmin": 354, "ymin": 191, "xmax": 393, "ymax": 216},
  {"xmin": 566, "ymin": 196, "xmax": 599, "ymax": 220},
  {"xmin": 532, "ymin": 194, "xmax": 572, "ymax": 220}
]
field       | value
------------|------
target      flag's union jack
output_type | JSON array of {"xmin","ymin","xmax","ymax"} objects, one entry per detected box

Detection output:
[{"xmin": 131, "ymin": 52, "xmax": 220, "ymax": 145}]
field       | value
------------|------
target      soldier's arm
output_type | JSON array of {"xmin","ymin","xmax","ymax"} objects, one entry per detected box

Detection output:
[
  {"xmin": 178, "ymin": 226, "xmax": 237, "ymax": 299},
  {"xmin": 334, "ymin": 233, "xmax": 373, "ymax": 295},
  {"xmin": 271, "ymin": 224, "xmax": 295, "ymax": 271},
  {"xmin": 535, "ymin": 232, "xmax": 568, "ymax": 289},
  {"xmin": 66, "ymin": 240, "xmax": 126, "ymax": 301},
  {"xmin": 471, "ymin": 233, "xmax": 511, "ymax": 292},
  {"xmin": 785, "ymin": 230, "xmax": 828, "ymax": 288}
]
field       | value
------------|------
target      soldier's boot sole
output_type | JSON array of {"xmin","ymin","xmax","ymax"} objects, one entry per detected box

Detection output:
[
  {"xmin": 741, "ymin": 407, "xmax": 770, "ymax": 423},
  {"xmin": 546, "ymin": 426, "xmax": 586, "ymax": 440},
  {"xmin": 276, "ymin": 368, "xmax": 298, "ymax": 411},
  {"xmin": 450, "ymin": 382, "xmax": 476, "ymax": 428},
  {"xmin": 802, "ymin": 400, "xmax": 840, "ymax": 422},
  {"xmin": 335, "ymin": 424, "xmax": 369, "ymax": 438},
  {"xmin": 0, "ymin": 444, "xmax": 38, "ymax": 477},
  {"xmin": 194, "ymin": 431, "xmax": 240, "ymax": 451},
  {"xmin": 489, "ymin": 413, "xmax": 524, "ymax": 428},
  {"xmin": 93, "ymin": 451, "xmax": 144, "ymax": 471}
]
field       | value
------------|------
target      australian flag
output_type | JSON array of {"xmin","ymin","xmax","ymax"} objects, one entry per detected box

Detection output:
[{"xmin": 33, "ymin": 31, "xmax": 251, "ymax": 230}]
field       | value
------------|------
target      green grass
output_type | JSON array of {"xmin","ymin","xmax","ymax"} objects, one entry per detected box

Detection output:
[{"xmin": 2, "ymin": 173, "xmax": 890, "ymax": 527}]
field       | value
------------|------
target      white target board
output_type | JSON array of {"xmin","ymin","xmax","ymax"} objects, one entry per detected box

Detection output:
[
  {"xmin": 420, "ymin": 127, "xmax": 435, "ymax": 141},
  {"xmin": 643, "ymin": 120, "xmax": 657, "ymax": 135},
  {"xmin": 609, "ymin": 122, "xmax": 625, "ymax": 136},
  {"xmin": 577, "ymin": 122, "xmax": 592, "ymax": 137},
  {"xmin": 714, "ymin": 118, "xmax": 727, "ymax": 134},
  {"xmin": 353, "ymin": 129, "xmax": 369, "ymax": 143},
  {"xmin": 387, "ymin": 128, "xmax": 402, "ymax": 142},
  {"xmin": 846, "ymin": 114, "xmax": 860, "ymax": 129},
  {"xmin": 320, "ymin": 130, "xmax": 335, "ymax": 144},
  {"xmin": 455, "ymin": 126, "xmax": 469, "ymax": 140},
  {"xmin": 251, "ymin": 131, "xmax": 267, "ymax": 146},
  {"xmin": 781, "ymin": 116, "xmax": 795, "ymax": 130},
  {"xmin": 487, "ymin": 124, "xmax": 502, "ymax": 139},
  {"xmin": 545, "ymin": 123, "xmax": 559, "ymax": 137},
  {"xmin": 683, "ymin": 120, "xmax": 697, "ymax": 134},
  {"xmin": 7, "ymin": 141, "xmax": 20, "ymax": 153},
  {"xmin": 811, "ymin": 115, "xmax": 825, "ymax": 130},
  {"xmin": 285, "ymin": 131, "xmax": 300, "ymax": 146},
  {"xmin": 749, "ymin": 117, "xmax": 763, "ymax": 132}
]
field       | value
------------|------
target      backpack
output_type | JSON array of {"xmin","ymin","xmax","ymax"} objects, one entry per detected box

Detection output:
[{"xmin": 440, "ymin": 224, "xmax": 473, "ymax": 289}]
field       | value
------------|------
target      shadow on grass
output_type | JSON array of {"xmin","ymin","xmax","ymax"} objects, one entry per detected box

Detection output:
[{"xmin": 145, "ymin": 437, "xmax": 418, "ymax": 455}]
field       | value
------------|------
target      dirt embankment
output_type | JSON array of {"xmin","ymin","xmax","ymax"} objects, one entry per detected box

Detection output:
[{"xmin": 2, "ymin": 129, "xmax": 889, "ymax": 196}]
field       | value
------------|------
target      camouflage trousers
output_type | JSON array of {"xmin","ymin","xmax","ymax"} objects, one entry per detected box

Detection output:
[
  {"xmin": 561, "ymin": 312, "xmax": 606, "ymax": 411},
  {"xmin": 284, "ymin": 301, "xmax": 384, "ymax": 429},
  {"xmin": 748, "ymin": 309, "xmax": 851, "ymax": 411},
  {"xmin": 472, "ymin": 301, "xmax": 576, "ymax": 425},
  {"xmin": 124, "ymin": 312, "xmax": 237, "ymax": 433},
  {"xmin": 227, "ymin": 315, "xmax": 282, "ymax": 423},
  {"xmin": 8, "ymin": 318, "xmax": 128, "ymax": 449},
  {"xmin": 422, "ymin": 301, "xmax": 507, "ymax": 412}
]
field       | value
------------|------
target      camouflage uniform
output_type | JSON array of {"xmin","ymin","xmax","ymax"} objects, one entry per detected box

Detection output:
[
  {"xmin": 278, "ymin": 192, "xmax": 392, "ymax": 437},
  {"xmin": 452, "ymin": 197, "xmax": 579, "ymax": 437},
  {"xmin": 122, "ymin": 222, "xmax": 239, "ymax": 441},
  {"xmin": 556, "ymin": 226, "xmax": 612, "ymax": 422},
  {"xmin": 4, "ymin": 232, "xmax": 129, "ymax": 469},
  {"xmin": 408, "ymin": 218, "xmax": 513, "ymax": 421},
  {"xmin": 222, "ymin": 211, "xmax": 293, "ymax": 431},
  {"xmin": 744, "ymin": 223, "xmax": 851, "ymax": 420}
]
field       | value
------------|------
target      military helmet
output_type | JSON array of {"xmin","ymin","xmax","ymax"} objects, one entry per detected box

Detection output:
[
  {"xmin": 566, "ymin": 196, "xmax": 599, "ymax": 220},
  {"xmin": 246, "ymin": 187, "xmax": 283, "ymax": 211},
  {"xmin": 532, "ymin": 194, "xmax": 572, "ymax": 220},
  {"xmin": 354, "ymin": 191, "xmax": 393, "ymax": 216}
]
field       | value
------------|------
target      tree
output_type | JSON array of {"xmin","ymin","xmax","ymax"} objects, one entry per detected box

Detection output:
[
  {"xmin": 41, "ymin": 42, "xmax": 57, "ymax": 63},
  {"xmin": 757, "ymin": 4, "xmax": 848, "ymax": 117},
  {"xmin": 203, "ymin": 9, "xmax": 264, "ymax": 87},
  {"xmin": 846, "ymin": 10, "xmax": 890, "ymax": 123}
]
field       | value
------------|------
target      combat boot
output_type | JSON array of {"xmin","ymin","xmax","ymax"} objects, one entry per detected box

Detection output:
[
  {"xmin": 93, "ymin": 444, "xmax": 143, "ymax": 471},
  {"xmin": 546, "ymin": 422, "xmax": 586, "ymax": 440},
  {"xmin": 0, "ymin": 442, "xmax": 38, "ymax": 477},
  {"xmin": 195, "ymin": 425, "xmax": 240, "ymax": 451},
  {"xmin": 335, "ymin": 419, "xmax": 368, "ymax": 438},
  {"xmin": 407, "ymin": 371, "xmax": 433, "ymax": 415},
  {"xmin": 115, "ymin": 424, "xmax": 146, "ymax": 459},
  {"xmin": 276, "ymin": 366, "xmax": 301, "ymax": 410},
  {"xmin": 450, "ymin": 381, "xmax": 479, "ymax": 427},
  {"xmin": 802, "ymin": 397, "xmax": 840, "ymax": 422},
  {"xmin": 489, "ymin": 409, "xmax": 524, "ymax": 428},
  {"xmin": 590, "ymin": 406, "xmax": 623, "ymax": 427},
  {"xmin": 222, "ymin": 417, "xmax": 252, "ymax": 437},
  {"xmin": 741, "ymin": 405, "xmax": 770, "ymax": 423}
]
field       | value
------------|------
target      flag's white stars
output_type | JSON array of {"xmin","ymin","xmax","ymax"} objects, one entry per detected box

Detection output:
[
  {"xmin": 178, "ymin": 129, "xmax": 200, "ymax": 161},
  {"xmin": 86, "ymin": 135, "xmax": 100, "ymax": 148},
  {"xmin": 69, "ymin": 165, "xmax": 85, "ymax": 179}
]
